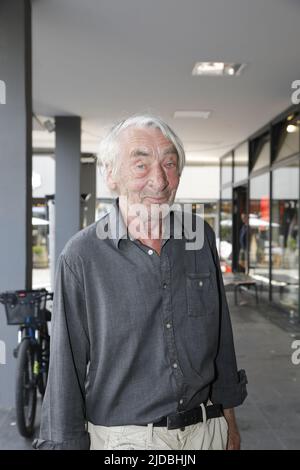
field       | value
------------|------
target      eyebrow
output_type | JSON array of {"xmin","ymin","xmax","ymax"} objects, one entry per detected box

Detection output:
[
  {"xmin": 130, "ymin": 149, "xmax": 151, "ymax": 158},
  {"xmin": 162, "ymin": 146, "xmax": 178, "ymax": 156},
  {"xmin": 130, "ymin": 146, "xmax": 178, "ymax": 158}
]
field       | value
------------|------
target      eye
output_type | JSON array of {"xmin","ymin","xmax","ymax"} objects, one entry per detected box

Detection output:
[
  {"xmin": 165, "ymin": 161, "xmax": 177, "ymax": 168},
  {"xmin": 136, "ymin": 164, "xmax": 146, "ymax": 170}
]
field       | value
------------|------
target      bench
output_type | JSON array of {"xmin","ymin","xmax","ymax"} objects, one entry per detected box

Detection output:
[{"xmin": 223, "ymin": 273, "xmax": 259, "ymax": 306}]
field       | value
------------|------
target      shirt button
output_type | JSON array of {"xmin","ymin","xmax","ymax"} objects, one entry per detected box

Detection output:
[
  {"xmin": 163, "ymin": 283, "xmax": 167, "ymax": 289},
  {"xmin": 166, "ymin": 323, "xmax": 172, "ymax": 329},
  {"xmin": 148, "ymin": 249, "xmax": 154, "ymax": 255},
  {"xmin": 173, "ymin": 363, "xmax": 178, "ymax": 369},
  {"xmin": 199, "ymin": 280, "xmax": 203, "ymax": 287}
]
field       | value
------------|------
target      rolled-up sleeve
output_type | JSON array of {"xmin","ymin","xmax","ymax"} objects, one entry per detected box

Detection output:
[
  {"xmin": 208, "ymin": 228, "xmax": 248, "ymax": 409},
  {"xmin": 32, "ymin": 253, "xmax": 90, "ymax": 450}
]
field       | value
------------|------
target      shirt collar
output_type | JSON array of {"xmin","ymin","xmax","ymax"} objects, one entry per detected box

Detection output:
[{"xmin": 106, "ymin": 198, "xmax": 191, "ymax": 249}]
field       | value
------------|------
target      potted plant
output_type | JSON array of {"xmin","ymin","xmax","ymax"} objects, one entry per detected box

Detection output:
[{"xmin": 32, "ymin": 245, "xmax": 48, "ymax": 269}]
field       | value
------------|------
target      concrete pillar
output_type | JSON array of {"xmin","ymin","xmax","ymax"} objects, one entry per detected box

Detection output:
[
  {"xmin": 0, "ymin": 0, "xmax": 32, "ymax": 407},
  {"xmin": 55, "ymin": 116, "xmax": 81, "ymax": 266}
]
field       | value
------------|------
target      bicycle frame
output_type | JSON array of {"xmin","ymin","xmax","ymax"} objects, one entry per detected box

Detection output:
[
  {"xmin": 14, "ymin": 318, "xmax": 38, "ymax": 353},
  {"xmin": 0, "ymin": 289, "xmax": 52, "ymax": 437}
]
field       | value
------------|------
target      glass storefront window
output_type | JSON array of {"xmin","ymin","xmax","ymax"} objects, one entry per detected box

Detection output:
[
  {"xmin": 249, "ymin": 173, "xmax": 270, "ymax": 294},
  {"xmin": 32, "ymin": 201, "xmax": 51, "ymax": 289},
  {"xmin": 234, "ymin": 142, "xmax": 248, "ymax": 182},
  {"xmin": 272, "ymin": 161, "xmax": 299, "ymax": 315},
  {"xmin": 32, "ymin": 156, "xmax": 55, "ymax": 290},
  {"xmin": 192, "ymin": 201, "xmax": 218, "ymax": 233},
  {"xmin": 221, "ymin": 153, "xmax": 233, "ymax": 185},
  {"xmin": 275, "ymin": 118, "xmax": 299, "ymax": 162},
  {"xmin": 220, "ymin": 187, "xmax": 233, "ymax": 272},
  {"xmin": 251, "ymin": 134, "xmax": 270, "ymax": 172}
]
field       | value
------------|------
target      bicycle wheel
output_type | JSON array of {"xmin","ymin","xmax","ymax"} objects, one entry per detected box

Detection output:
[
  {"xmin": 15, "ymin": 338, "xmax": 37, "ymax": 438},
  {"xmin": 37, "ymin": 334, "xmax": 50, "ymax": 396}
]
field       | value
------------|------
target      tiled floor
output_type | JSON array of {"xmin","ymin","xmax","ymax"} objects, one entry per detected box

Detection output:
[
  {"xmin": 0, "ymin": 291, "xmax": 299, "ymax": 450},
  {"xmin": 0, "ymin": 403, "xmax": 40, "ymax": 450},
  {"xmin": 230, "ymin": 291, "xmax": 300, "ymax": 450}
]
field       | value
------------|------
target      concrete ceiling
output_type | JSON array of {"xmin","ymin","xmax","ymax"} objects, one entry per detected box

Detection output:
[{"xmin": 32, "ymin": 0, "xmax": 300, "ymax": 160}]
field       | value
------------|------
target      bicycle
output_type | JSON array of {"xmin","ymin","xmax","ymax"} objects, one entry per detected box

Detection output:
[{"xmin": 0, "ymin": 288, "xmax": 53, "ymax": 438}]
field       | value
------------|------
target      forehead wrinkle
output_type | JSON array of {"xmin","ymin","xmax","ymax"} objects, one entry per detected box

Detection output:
[{"xmin": 120, "ymin": 129, "xmax": 178, "ymax": 162}]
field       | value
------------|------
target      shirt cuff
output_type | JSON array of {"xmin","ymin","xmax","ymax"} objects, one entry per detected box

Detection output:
[
  {"xmin": 210, "ymin": 369, "xmax": 248, "ymax": 409},
  {"xmin": 32, "ymin": 433, "xmax": 90, "ymax": 450}
]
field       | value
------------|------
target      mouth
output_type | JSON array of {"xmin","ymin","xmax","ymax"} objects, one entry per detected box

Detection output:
[{"xmin": 144, "ymin": 196, "xmax": 169, "ymax": 204}]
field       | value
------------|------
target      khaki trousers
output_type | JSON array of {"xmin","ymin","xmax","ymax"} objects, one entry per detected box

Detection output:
[{"xmin": 88, "ymin": 403, "xmax": 228, "ymax": 450}]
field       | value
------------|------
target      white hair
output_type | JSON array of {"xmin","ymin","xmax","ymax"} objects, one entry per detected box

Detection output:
[{"xmin": 98, "ymin": 114, "xmax": 185, "ymax": 181}]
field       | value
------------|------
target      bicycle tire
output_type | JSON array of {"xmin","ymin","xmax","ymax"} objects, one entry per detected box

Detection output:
[
  {"xmin": 37, "ymin": 335, "xmax": 50, "ymax": 396},
  {"xmin": 15, "ymin": 338, "xmax": 37, "ymax": 438}
]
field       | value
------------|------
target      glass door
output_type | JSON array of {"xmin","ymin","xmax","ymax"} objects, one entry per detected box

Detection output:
[{"xmin": 233, "ymin": 184, "xmax": 248, "ymax": 272}]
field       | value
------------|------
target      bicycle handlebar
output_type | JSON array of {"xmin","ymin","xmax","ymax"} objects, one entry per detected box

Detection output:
[{"xmin": 0, "ymin": 289, "xmax": 53, "ymax": 306}]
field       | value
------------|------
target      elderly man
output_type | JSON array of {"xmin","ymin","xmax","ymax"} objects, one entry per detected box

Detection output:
[{"xmin": 33, "ymin": 115, "xmax": 247, "ymax": 451}]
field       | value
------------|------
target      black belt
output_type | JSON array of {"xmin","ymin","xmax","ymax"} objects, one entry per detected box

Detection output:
[{"xmin": 145, "ymin": 404, "xmax": 223, "ymax": 430}]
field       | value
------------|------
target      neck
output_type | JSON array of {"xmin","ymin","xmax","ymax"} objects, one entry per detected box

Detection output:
[{"xmin": 119, "ymin": 199, "xmax": 163, "ymax": 253}]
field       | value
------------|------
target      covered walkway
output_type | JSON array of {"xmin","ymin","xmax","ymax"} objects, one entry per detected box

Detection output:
[{"xmin": 1, "ymin": 293, "xmax": 299, "ymax": 450}]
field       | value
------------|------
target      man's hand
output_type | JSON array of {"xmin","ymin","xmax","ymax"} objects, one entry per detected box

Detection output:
[{"xmin": 223, "ymin": 408, "xmax": 241, "ymax": 450}]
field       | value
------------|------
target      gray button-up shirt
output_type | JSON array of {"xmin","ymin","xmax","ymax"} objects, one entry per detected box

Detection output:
[{"xmin": 33, "ymin": 199, "xmax": 247, "ymax": 450}]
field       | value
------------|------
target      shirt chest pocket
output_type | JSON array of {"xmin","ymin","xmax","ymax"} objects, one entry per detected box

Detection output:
[{"xmin": 186, "ymin": 271, "xmax": 217, "ymax": 317}]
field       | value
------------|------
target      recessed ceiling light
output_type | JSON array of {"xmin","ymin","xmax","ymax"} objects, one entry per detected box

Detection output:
[
  {"xmin": 174, "ymin": 110, "xmax": 211, "ymax": 119},
  {"xmin": 192, "ymin": 62, "xmax": 246, "ymax": 76}
]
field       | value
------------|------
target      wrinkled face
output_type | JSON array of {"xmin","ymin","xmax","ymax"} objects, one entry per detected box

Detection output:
[{"xmin": 107, "ymin": 126, "xmax": 180, "ymax": 210}]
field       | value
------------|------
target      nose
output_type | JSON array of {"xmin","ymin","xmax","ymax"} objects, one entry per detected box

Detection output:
[{"xmin": 149, "ymin": 162, "xmax": 168, "ymax": 193}]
